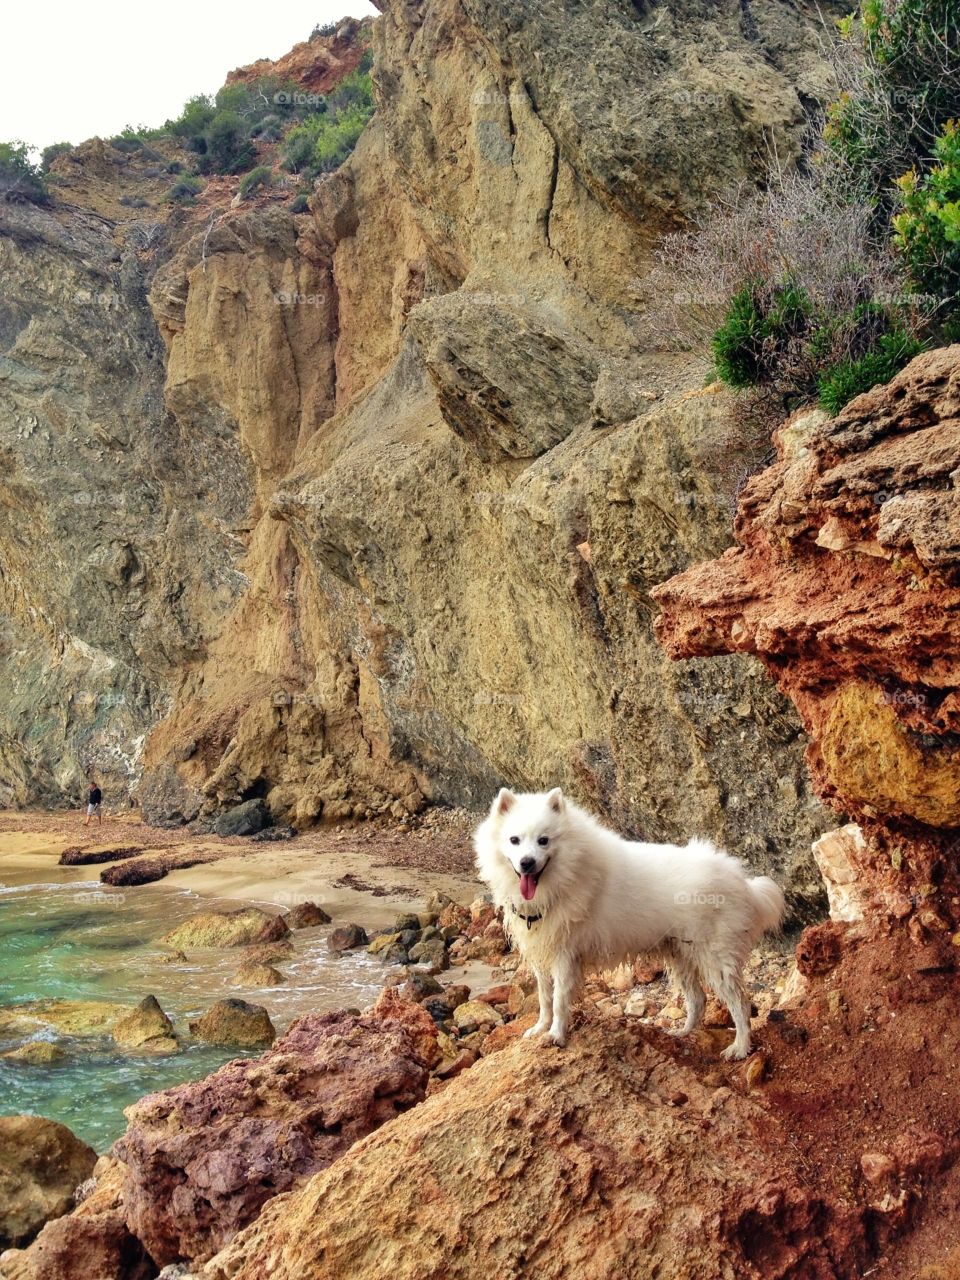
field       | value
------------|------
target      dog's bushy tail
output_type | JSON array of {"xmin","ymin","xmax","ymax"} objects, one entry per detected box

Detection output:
[{"xmin": 747, "ymin": 875, "xmax": 785, "ymax": 934}]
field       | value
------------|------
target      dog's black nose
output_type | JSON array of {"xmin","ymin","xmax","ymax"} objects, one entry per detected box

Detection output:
[{"xmin": 519, "ymin": 856, "xmax": 536, "ymax": 873}]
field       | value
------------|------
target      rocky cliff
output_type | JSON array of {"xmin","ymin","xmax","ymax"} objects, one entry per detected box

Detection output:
[{"xmin": 1, "ymin": 0, "xmax": 848, "ymax": 898}]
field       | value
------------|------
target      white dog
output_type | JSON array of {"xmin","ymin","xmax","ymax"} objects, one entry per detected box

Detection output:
[{"xmin": 474, "ymin": 787, "xmax": 785, "ymax": 1058}]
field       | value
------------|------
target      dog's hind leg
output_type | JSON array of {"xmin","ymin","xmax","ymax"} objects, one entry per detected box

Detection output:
[
  {"xmin": 714, "ymin": 967, "xmax": 753, "ymax": 1060},
  {"xmin": 665, "ymin": 951, "xmax": 705, "ymax": 1037},
  {"xmin": 545, "ymin": 953, "xmax": 581, "ymax": 1047},
  {"xmin": 524, "ymin": 964, "xmax": 554, "ymax": 1039}
]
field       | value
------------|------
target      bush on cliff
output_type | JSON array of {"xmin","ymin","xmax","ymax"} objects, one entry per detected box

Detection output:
[
  {"xmin": 892, "ymin": 118, "xmax": 960, "ymax": 333},
  {"xmin": 280, "ymin": 68, "xmax": 374, "ymax": 178},
  {"xmin": 0, "ymin": 142, "xmax": 48, "ymax": 205},
  {"xmin": 652, "ymin": 0, "xmax": 960, "ymax": 415}
]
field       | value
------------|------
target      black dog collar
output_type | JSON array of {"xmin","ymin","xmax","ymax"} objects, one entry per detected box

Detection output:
[{"xmin": 510, "ymin": 903, "xmax": 543, "ymax": 929}]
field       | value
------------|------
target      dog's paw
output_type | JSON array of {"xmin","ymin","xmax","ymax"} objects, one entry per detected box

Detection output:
[
  {"xmin": 720, "ymin": 1042, "xmax": 750, "ymax": 1061},
  {"xmin": 544, "ymin": 1028, "xmax": 567, "ymax": 1048},
  {"xmin": 523, "ymin": 1022, "xmax": 550, "ymax": 1040}
]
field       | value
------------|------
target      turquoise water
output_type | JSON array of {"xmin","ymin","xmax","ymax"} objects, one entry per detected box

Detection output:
[{"xmin": 0, "ymin": 879, "xmax": 386, "ymax": 1151}]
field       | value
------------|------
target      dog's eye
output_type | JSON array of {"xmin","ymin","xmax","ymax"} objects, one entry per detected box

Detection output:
[
  {"xmin": 509, "ymin": 835, "xmax": 520, "ymax": 846},
  {"xmin": 537, "ymin": 835, "xmax": 549, "ymax": 847}
]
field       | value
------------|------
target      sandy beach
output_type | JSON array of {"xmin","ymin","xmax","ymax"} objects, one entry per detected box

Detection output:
[{"xmin": 0, "ymin": 808, "xmax": 484, "ymax": 929}]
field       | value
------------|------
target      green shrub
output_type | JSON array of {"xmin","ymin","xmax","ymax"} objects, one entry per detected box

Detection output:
[
  {"xmin": 0, "ymin": 142, "xmax": 48, "ymax": 205},
  {"xmin": 165, "ymin": 175, "xmax": 203, "ymax": 205},
  {"xmin": 290, "ymin": 192, "xmax": 310, "ymax": 213},
  {"xmin": 892, "ymin": 118, "xmax": 960, "ymax": 325},
  {"xmin": 40, "ymin": 142, "xmax": 73, "ymax": 172},
  {"xmin": 824, "ymin": 0, "xmax": 960, "ymax": 210},
  {"xmin": 711, "ymin": 278, "xmax": 923, "ymax": 414},
  {"xmin": 311, "ymin": 20, "xmax": 338, "ymax": 39},
  {"xmin": 205, "ymin": 111, "xmax": 257, "ymax": 174},
  {"xmin": 818, "ymin": 328, "xmax": 924, "ymax": 413},
  {"xmin": 239, "ymin": 165, "xmax": 272, "ymax": 198},
  {"xmin": 280, "ymin": 71, "xmax": 374, "ymax": 177}
]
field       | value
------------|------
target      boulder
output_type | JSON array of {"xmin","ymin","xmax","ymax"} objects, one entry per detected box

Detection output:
[
  {"xmin": 188, "ymin": 1000, "xmax": 276, "ymax": 1048},
  {"xmin": 327, "ymin": 924, "xmax": 368, "ymax": 952},
  {"xmin": 0, "ymin": 1001, "xmax": 129, "ymax": 1040},
  {"xmin": 284, "ymin": 902, "xmax": 331, "ymax": 928},
  {"xmin": 2, "ymin": 1157, "xmax": 153, "ymax": 1280},
  {"xmin": 0, "ymin": 1118, "xmax": 96, "ymax": 1248},
  {"xmin": 233, "ymin": 961, "xmax": 285, "ymax": 988},
  {"xmin": 213, "ymin": 799, "xmax": 270, "ymax": 838},
  {"xmin": 1, "ymin": 1043, "xmax": 66, "ymax": 1066},
  {"xmin": 408, "ymin": 937, "xmax": 449, "ymax": 969},
  {"xmin": 112, "ymin": 996, "xmax": 179, "ymax": 1055},
  {"xmin": 452, "ymin": 1001, "xmax": 503, "ymax": 1035},
  {"xmin": 114, "ymin": 994, "xmax": 439, "ymax": 1266},
  {"xmin": 198, "ymin": 1015, "xmax": 863, "ymax": 1280},
  {"xmin": 161, "ymin": 908, "xmax": 289, "ymax": 950}
]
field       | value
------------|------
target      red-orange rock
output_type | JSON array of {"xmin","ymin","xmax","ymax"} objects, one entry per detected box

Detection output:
[{"xmin": 114, "ymin": 999, "xmax": 438, "ymax": 1266}]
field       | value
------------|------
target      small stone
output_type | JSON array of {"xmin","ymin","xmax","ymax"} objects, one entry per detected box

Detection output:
[
  {"xmin": 113, "ymin": 996, "xmax": 179, "ymax": 1053},
  {"xmin": 328, "ymin": 924, "xmax": 369, "ymax": 952},
  {"xmin": 661, "ymin": 1005, "xmax": 683, "ymax": 1020},
  {"xmin": 285, "ymin": 902, "xmax": 331, "ymax": 929},
  {"xmin": 367, "ymin": 931, "xmax": 402, "ymax": 956},
  {"xmin": 442, "ymin": 984, "xmax": 471, "ymax": 1009},
  {"xmin": 421, "ymin": 997, "xmax": 454, "ymax": 1026},
  {"xmin": 398, "ymin": 970, "xmax": 444, "ymax": 1003},
  {"xmin": 2, "ymin": 1041, "xmax": 67, "ymax": 1065},
  {"xmin": 409, "ymin": 938, "xmax": 449, "ymax": 969},
  {"xmin": 234, "ymin": 961, "xmax": 286, "ymax": 987},
  {"xmin": 394, "ymin": 913, "xmax": 421, "ymax": 932},
  {"xmin": 860, "ymin": 1152, "xmax": 897, "ymax": 1184},
  {"xmin": 189, "ymin": 999, "xmax": 276, "ymax": 1048},
  {"xmin": 433, "ymin": 1049, "xmax": 477, "ymax": 1080},
  {"xmin": 157, "ymin": 951, "xmax": 188, "ymax": 965},
  {"xmin": 453, "ymin": 1000, "xmax": 503, "ymax": 1034}
]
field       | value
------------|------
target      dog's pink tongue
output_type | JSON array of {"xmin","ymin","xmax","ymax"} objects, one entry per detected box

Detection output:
[{"xmin": 520, "ymin": 873, "xmax": 537, "ymax": 901}]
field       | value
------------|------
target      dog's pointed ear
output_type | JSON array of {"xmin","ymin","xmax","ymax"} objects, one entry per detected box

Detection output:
[
  {"xmin": 546, "ymin": 787, "xmax": 564, "ymax": 813},
  {"xmin": 494, "ymin": 787, "xmax": 516, "ymax": 816}
]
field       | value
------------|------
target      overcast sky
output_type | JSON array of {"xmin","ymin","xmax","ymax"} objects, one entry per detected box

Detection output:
[{"xmin": 1, "ymin": 0, "xmax": 379, "ymax": 153}]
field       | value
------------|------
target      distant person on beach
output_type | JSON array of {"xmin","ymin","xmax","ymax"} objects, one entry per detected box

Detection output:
[{"xmin": 84, "ymin": 779, "xmax": 103, "ymax": 827}]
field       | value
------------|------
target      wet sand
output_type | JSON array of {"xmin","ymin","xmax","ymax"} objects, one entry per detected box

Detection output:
[{"xmin": 0, "ymin": 809, "xmax": 483, "ymax": 925}]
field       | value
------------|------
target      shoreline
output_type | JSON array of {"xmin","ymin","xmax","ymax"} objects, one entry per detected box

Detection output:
[{"xmin": 0, "ymin": 809, "xmax": 484, "ymax": 928}]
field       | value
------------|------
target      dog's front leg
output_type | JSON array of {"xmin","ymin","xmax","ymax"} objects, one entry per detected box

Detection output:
[
  {"xmin": 545, "ymin": 954, "xmax": 581, "ymax": 1047},
  {"xmin": 524, "ymin": 965, "xmax": 554, "ymax": 1039}
]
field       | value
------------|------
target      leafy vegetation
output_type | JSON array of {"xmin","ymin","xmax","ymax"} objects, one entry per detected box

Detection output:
[
  {"xmin": 40, "ymin": 142, "xmax": 73, "ymax": 172},
  {"xmin": 165, "ymin": 175, "xmax": 203, "ymax": 206},
  {"xmin": 652, "ymin": 0, "xmax": 960, "ymax": 416},
  {"xmin": 0, "ymin": 142, "xmax": 48, "ymax": 205},
  {"xmin": 239, "ymin": 165, "xmax": 273, "ymax": 199}
]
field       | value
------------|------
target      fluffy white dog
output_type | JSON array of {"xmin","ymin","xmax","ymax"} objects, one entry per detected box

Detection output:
[{"xmin": 474, "ymin": 787, "xmax": 785, "ymax": 1058}]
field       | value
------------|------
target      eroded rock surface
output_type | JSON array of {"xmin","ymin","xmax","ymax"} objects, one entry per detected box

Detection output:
[{"xmin": 113, "ymin": 991, "xmax": 438, "ymax": 1266}]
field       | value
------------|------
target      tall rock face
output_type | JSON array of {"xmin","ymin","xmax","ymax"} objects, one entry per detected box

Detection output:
[
  {"xmin": 3, "ymin": 0, "xmax": 846, "ymax": 893},
  {"xmin": 0, "ymin": 159, "xmax": 253, "ymax": 807}
]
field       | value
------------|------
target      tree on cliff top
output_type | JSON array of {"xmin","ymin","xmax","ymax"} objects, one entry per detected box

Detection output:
[{"xmin": 0, "ymin": 142, "xmax": 48, "ymax": 206}]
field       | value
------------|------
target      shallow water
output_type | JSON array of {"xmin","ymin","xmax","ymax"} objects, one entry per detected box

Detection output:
[{"xmin": 0, "ymin": 878, "xmax": 388, "ymax": 1150}]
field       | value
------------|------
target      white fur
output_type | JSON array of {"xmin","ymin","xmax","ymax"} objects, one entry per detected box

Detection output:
[{"xmin": 474, "ymin": 787, "xmax": 785, "ymax": 1058}]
